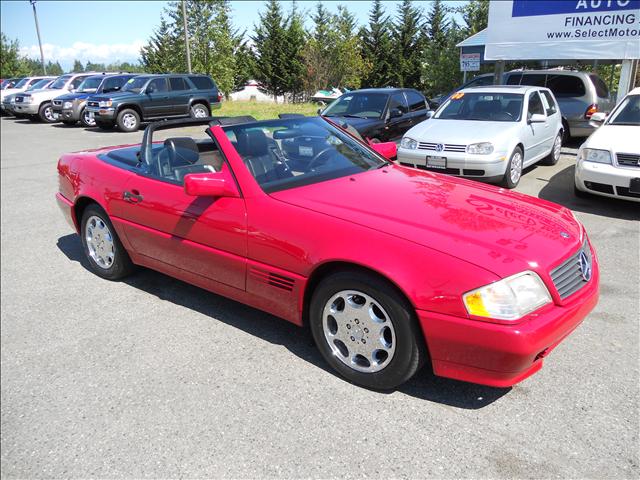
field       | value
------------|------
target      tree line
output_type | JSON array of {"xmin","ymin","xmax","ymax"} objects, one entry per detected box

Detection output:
[{"xmin": 140, "ymin": 0, "xmax": 489, "ymax": 99}]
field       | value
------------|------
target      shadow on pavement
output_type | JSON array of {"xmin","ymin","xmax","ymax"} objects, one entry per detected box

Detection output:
[
  {"xmin": 539, "ymin": 165, "xmax": 640, "ymax": 221},
  {"xmin": 56, "ymin": 233, "xmax": 510, "ymax": 409}
]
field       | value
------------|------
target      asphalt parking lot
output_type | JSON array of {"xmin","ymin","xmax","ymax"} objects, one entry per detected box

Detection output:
[{"xmin": 1, "ymin": 116, "xmax": 638, "ymax": 479}]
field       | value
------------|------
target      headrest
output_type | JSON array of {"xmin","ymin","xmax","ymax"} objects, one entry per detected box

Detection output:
[
  {"xmin": 236, "ymin": 129, "xmax": 269, "ymax": 157},
  {"xmin": 164, "ymin": 137, "xmax": 199, "ymax": 165}
]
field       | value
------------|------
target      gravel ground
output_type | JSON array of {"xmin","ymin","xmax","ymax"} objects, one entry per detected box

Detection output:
[{"xmin": 1, "ymin": 116, "xmax": 638, "ymax": 479}]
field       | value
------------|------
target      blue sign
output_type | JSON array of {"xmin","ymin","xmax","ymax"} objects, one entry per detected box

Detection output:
[{"xmin": 512, "ymin": 0, "xmax": 639, "ymax": 18}]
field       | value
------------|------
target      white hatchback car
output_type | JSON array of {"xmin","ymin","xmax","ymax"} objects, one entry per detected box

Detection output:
[
  {"xmin": 574, "ymin": 87, "xmax": 640, "ymax": 203},
  {"xmin": 398, "ymin": 86, "xmax": 563, "ymax": 188}
]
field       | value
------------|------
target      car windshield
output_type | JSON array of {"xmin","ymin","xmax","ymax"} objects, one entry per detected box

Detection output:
[
  {"xmin": 50, "ymin": 75, "xmax": 71, "ymax": 89},
  {"xmin": 436, "ymin": 92, "xmax": 524, "ymax": 122},
  {"xmin": 222, "ymin": 117, "xmax": 386, "ymax": 193},
  {"xmin": 77, "ymin": 76, "xmax": 103, "ymax": 93},
  {"xmin": 14, "ymin": 78, "xmax": 30, "ymax": 88},
  {"xmin": 27, "ymin": 79, "xmax": 51, "ymax": 90},
  {"xmin": 122, "ymin": 76, "xmax": 150, "ymax": 93},
  {"xmin": 607, "ymin": 94, "xmax": 640, "ymax": 126},
  {"xmin": 323, "ymin": 93, "xmax": 388, "ymax": 119}
]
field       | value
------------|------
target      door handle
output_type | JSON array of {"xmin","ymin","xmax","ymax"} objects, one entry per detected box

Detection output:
[{"xmin": 123, "ymin": 190, "xmax": 143, "ymax": 203}]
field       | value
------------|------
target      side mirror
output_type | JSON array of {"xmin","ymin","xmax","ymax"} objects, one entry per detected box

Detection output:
[
  {"xmin": 146, "ymin": 85, "xmax": 155, "ymax": 94},
  {"xmin": 317, "ymin": 107, "xmax": 323, "ymax": 115},
  {"xmin": 528, "ymin": 113, "xmax": 546, "ymax": 124},
  {"xmin": 589, "ymin": 111, "xmax": 607, "ymax": 128},
  {"xmin": 184, "ymin": 171, "xmax": 239, "ymax": 198},
  {"xmin": 370, "ymin": 141, "xmax": 397, "ymax": 161},
  {"xmin": 389, "ymin": 108, "xmax": 403, "ymax": 119},
  {"xmin": 425, "ymin": 110, "xmax": 435, "ymax": 119}
]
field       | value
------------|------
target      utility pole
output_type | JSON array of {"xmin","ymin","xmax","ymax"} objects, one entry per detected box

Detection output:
[
  {"xmin": 182, "ymin": 0, "xmax": 192, "ymax": 74},
  {"xmin": 29, "ymin": 0, "xmax": 47, "ymax": 75}
]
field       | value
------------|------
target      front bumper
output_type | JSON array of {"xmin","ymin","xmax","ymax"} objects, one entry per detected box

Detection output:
[
  {"xmin": 575, "ymin": 160, "xmax": 640, "ymax": 202},
  {"xmin": 54, "ymin": 101, "xmax": 85, "ymax": 122},
  {"xmin": 13, "ymin": 103, "xmax": 39, "ymax": 115},
  {"xmin": 417, "ymin": 257, "xmax": 600, "ymax": 387},
  {"xmin": 86, "ymin": 106, "xmax": 116, "ymax": 121},
  {"xmin": 397, "ymin": 147, "xmax": 508, "ymax": 181}
]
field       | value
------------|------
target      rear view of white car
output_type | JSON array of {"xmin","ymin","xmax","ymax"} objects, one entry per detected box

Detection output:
[
  {"xmin": 574, "ymin": 88, "xmax": 640, "ymax": 203},
  {"xmin": 398, "ymin": 86, "xmax": 563, "ymax": 188}
]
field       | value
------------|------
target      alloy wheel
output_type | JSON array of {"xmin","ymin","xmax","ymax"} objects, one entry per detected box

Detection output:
[
  {"xmin": 122, "ymin": 113, "xmax": 137, "ymax": 130},
  {"xmin": 510, "ymin": 151, "xmax": 523, "ymax": 184},
  {"xmin": 322, "ymin": 290, "xmax": 396, "ymax": 373},
  {"xmin": 85, "ymin": 215, "xmax": 115, "ymax": 269},
  {"xmin": 83, "ymin": 109, "xmax": 95, "ymax": 127},
  {"xmin": 553, "ymin": 134, "xmax": 561, "ymax": 162}
]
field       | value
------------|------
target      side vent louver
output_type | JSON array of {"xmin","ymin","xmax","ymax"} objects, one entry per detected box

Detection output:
[{"xmin": 250, "ymin": 268, "xmax": 295, "ymax": 292}]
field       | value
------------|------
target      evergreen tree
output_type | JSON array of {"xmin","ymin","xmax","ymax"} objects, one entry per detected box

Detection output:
[
  {"xmin": 284, "ymin": 0, "xmax": 306, "ymax": 101},
  {"xmin": 72, "ymin": 59, "xmax": 84, "ymax": 72},
  {"xmin": 391, "ymin": 0, "xmax": 423, "ymax": 88},
  {"xmin": 45, "ymin": 61, "xmax": 64, "ymax": 76},
  {"xmin": 84, "ymin": 60, "xmax": 106, "ymax": 72},
  {"xmin": 252, "ymin": 0, "xmax": 289, "ymax": 101},
  {"xmin": 140, "ymin": 15, "xmax": 182, "ymax": 73},
  {"xmin": 232, "ymin": 35, "xmax": 255, "ymax": 92},
  {"xmin": 208, "ymin": 0, "xmax": 236, "ymax": 95},
  {"xmin": 459, "ymin": 0, "xmax": 489, "ymax": 35},
  {"xmin": 0, "ymin": 34, "xmax": 25, "ymax": 77},
  {"xmin": 360, "ymin": 0, "xmax": 393, "ymax": 88},
  {"xmin": 333, "ymin": 5, "xmax": 368, "ymax": 89}
]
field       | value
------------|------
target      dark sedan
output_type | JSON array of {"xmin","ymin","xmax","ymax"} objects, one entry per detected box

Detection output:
[{"xmin": 320, "ymin": 88, "xmax": 430, "ymax": 143}]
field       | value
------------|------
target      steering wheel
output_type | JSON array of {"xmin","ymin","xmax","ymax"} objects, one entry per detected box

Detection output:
[{"xmin": 306, "ymin": 147, "xmax": 335, "ymax": 171}]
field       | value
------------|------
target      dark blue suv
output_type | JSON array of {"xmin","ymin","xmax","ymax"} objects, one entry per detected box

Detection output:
[{"xmin": 52, "ymin": 73, "xmax": 137, "ymax": 127}]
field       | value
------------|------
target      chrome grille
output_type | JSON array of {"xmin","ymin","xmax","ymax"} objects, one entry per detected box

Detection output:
[
  {"xmin": 418, "ymin": 142, "xmax": 467, "ymax": 153},
  {"xmin": 550, "ymin": 241, "xmax": 592, "ymax": 300},
  {"xmin": 616, "ymin": 153, "xmax": 640, "ymax": 168},
  {"xmin": 87, "ymin": 101, "xmax": 99, "ymax": 108}
]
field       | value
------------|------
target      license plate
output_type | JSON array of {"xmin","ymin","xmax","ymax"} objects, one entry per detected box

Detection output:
[
  {"xmin": 426, "ymin": 156, "xmax": 447, "ymax": 169},
  {"xmin": 629, "ymin": 178, "xmax": 640, "ymax": 194},
  {"xmin": 299, "ymin": 146, "xmax": 313, "ymax": 157}
]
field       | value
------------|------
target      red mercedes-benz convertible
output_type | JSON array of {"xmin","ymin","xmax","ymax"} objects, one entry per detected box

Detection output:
[{"xmin": 56, "ymin": 115, "xmax": 599, "ymax": 390}]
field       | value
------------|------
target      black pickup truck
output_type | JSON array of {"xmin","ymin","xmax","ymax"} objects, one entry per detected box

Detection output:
[{"xmin": 86, "ymin": 74, "xmax": 222, "ymax": 132}]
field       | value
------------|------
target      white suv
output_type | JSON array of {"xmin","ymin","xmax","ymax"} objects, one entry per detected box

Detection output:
[
  {"xmin": 574, "ymin": 87, "xmax": 640, "ymax": 202},
  {"xmin": 13, "ymin": 72, "xmax": 95, "ymax": 123},
  {"xmin": 398, "ymin": 86, "xmax": 563, "ymax": 188},
  {"xmin": 0, "ymin": 76, "xmax": 53, "ymax": 113}
]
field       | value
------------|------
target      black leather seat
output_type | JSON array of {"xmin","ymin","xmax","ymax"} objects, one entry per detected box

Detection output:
[
  {"xmin": 236, "ymin": 129, "xmax": 289, "ymax": 184},
  {"xmin": 165, "ymin": 137, "xmax": 200, "ymax": 167}
]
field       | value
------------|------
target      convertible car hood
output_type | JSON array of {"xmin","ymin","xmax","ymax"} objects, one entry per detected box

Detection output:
[
  {"xmin": 270, "ymin": 166, "xmax": 583, "ymax": 278},
  {"xmin": 406, "ymin": 119, "xmax": 518, "ymax": 144}
]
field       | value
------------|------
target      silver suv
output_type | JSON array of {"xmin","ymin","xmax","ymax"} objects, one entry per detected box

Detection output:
[{"xmin": 444, "ymin": 69, "xmax": 613, "ymax": 139}]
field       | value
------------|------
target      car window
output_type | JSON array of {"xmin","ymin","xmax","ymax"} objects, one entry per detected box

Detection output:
[
  {"xmin": 223, "ymin": 117, "xmax": 385, "ymax": 193},
  {"xmin": 50, "ymin": 75, "xmax": 71, "ymax": 89},
  {"xmin": 77, "ymin": 76, "xmax": 102, "ymax": 93},
  {"xmin": 546, "ymin": 75, "xmax": 586, "ymax": 97},
  {"xmin": 323, "ymin": 93, "xmax": 388, "ymax": 119},
  {"xmin": 169, "ymin": 77, "xmax": 188, "ymax": 91},
  {"xmin": 27, "ymin": 79, "xmax": 51, "ymax": 90},
  {"xmin": 189, "ymin": 76, "xmax": 215, "ymax": 90},
  {"xmin": 589, "ymin": 74, "xmax": 610, "ymax": 98},
  {"xmin": 102, "ymin": 76, "xmax": 128, "ymax": 93},
  {"xmin": 540, "ymin": 91, "xmax": 558, "ymax": 115},
  {"xmin": 607, "ymin": 94, "xmax": 640, "ymax": 126},
  {"xmin": 435, "ymin": 92, "xmax": 524, "ymax": 122},
  {"xmin": 122, "ymin": 76, "xmax": 150, "ymax": 93},
  {"xmin": 528, "ymin": 92, "xmax": 545, "ymax": 116},
  {"xmin": 405, "ymin": 90, "xmax": 426, "ymax": 112},
  {"xmin": 70, "ymin": 76, "xmax": 90, "ymax": 90},
  {"xmin": 148, "ymin": 78, "xmax": 168, "ymax": 93},
  {"xmin": 389, "ymin": 93, "xmax": 408, "ymax": 115}
]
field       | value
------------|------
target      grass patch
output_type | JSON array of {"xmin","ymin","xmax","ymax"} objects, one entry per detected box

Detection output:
[{"xmin": 215, "ymin": 100, "xmax": 319, "ymax": 120}]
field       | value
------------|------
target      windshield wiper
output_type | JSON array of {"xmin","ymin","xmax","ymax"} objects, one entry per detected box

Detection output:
[{"xmin": 342, "ymin": 114, "xmax": 369, "ymax": 119}]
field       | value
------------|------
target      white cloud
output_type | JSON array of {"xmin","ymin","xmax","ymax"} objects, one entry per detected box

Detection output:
[{"xmin": 19, "ymin": 40, "xmax": 146, "ymax": 66}]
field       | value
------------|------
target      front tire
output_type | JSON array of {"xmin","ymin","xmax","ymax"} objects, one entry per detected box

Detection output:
[
  {"xmin": 189, "ymin": 103, "xmax": 209, "ymax": 119},
  {"xmin": 80, "ymin": 108, "xmax": 96, "ymax": 127},
  {"xmin": 541, "ymin": 132, "xmax": 562, "ymax": 166},
  {"xmin": 80, "ymin": 204, "xmax": 135, "ymax": 280},
  {"xmin": 116, "ymin": 108, "xmax": 140, "ymax": 132},
  {"xmin": 310, "ymin": 270, "xmax": 426, "ymax": 390},
  {"xmin": 38, "ymin": 102, "xmax": 58, "ymax": 123},
  {"xmin": 500, "ymin": 146, "xmax": 524, "ymax": 189}
]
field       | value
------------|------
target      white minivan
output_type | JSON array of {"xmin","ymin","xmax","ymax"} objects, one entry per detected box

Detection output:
[{"xmin": 398, "ymin": 85, "xmax": 564, "ymax": 188}]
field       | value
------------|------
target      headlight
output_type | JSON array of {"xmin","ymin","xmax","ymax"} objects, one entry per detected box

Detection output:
[
  {"xmin": 400, "ymin": 137, "xmax": 418, "ymax": 150},
  {"xmin": 63, "ymin": 101, "xmax": 73, "ymax": 109},
  {"xmin": 98, "ymin": 100, "xmax": 113, "ymax": 108},
  {"xmin": 579, "ymin": 148, "xmax": 611, "ymax": 164},
  {"xmin": 23, "ymin": 96, "xmax": 33, "ymax": 103},
  {"xmin": 467, "ymin": 142, "xmax": 494, "ymax": 155},
  {"xmin": 462, "ymin": 271, "xmax": 551, "ymax": 322}
]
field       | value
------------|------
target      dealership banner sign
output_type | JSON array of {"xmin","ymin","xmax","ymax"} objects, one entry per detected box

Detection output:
[{"xmin": 485, "ymin": 0, "xmax": 640, "ymax": 60}]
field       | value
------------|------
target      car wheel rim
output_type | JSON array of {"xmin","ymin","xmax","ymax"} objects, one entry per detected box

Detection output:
[
  {"xmin": 44, "ymin": 106, "xmax": 55, "ymax": 121},
  {"xmin": 510, "ymin": 152, "xmax": 522, "ymax": 184},
  {"xmin": 193, "ymin": 106, "xmax": 206, "ymax": 118},
  {"xmin": 553, "ymin": 135, "xmax": 561, "ymax": 161},
  {"xmin": 123, "ymin": 113, "xmax": 137, "ymax": 129},
  {"xmin": 85, "ymin": 215, "xmax": 115, "ymax": 269},
  {"xmin": 322, "ymin": 290, "xmax": 396, "ymax": 373},
  {"xmin": 83, "ymin": 110, "xmax": 95, "ymax": 126}
]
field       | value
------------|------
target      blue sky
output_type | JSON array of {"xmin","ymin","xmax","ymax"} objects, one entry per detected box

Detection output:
[{"xmin": 0, "ymin": 0, "xmax": 465, "ymax": 70}]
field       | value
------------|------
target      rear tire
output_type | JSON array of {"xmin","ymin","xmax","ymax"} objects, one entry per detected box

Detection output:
[
  {"xmin": 80, "ymin": 204, "xmax": 135, "ymax": 280},
  {"xmin": 116, "ymin": 108, "xmax": 140, "ymax": 132},
  {"xmin": 500, "ymin": 146, "xmax": 524, "ymax": 189},
  {"xmin": 541, "ymin": 132, "xmax": 562, "ymax": 166},
  {"xmin": 38, "ymin": 102, "xmax": 58, "ymax": 123},
  {"xmin": 309, "ymin": 270, "xmax": 426, "ymax": 390}
]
